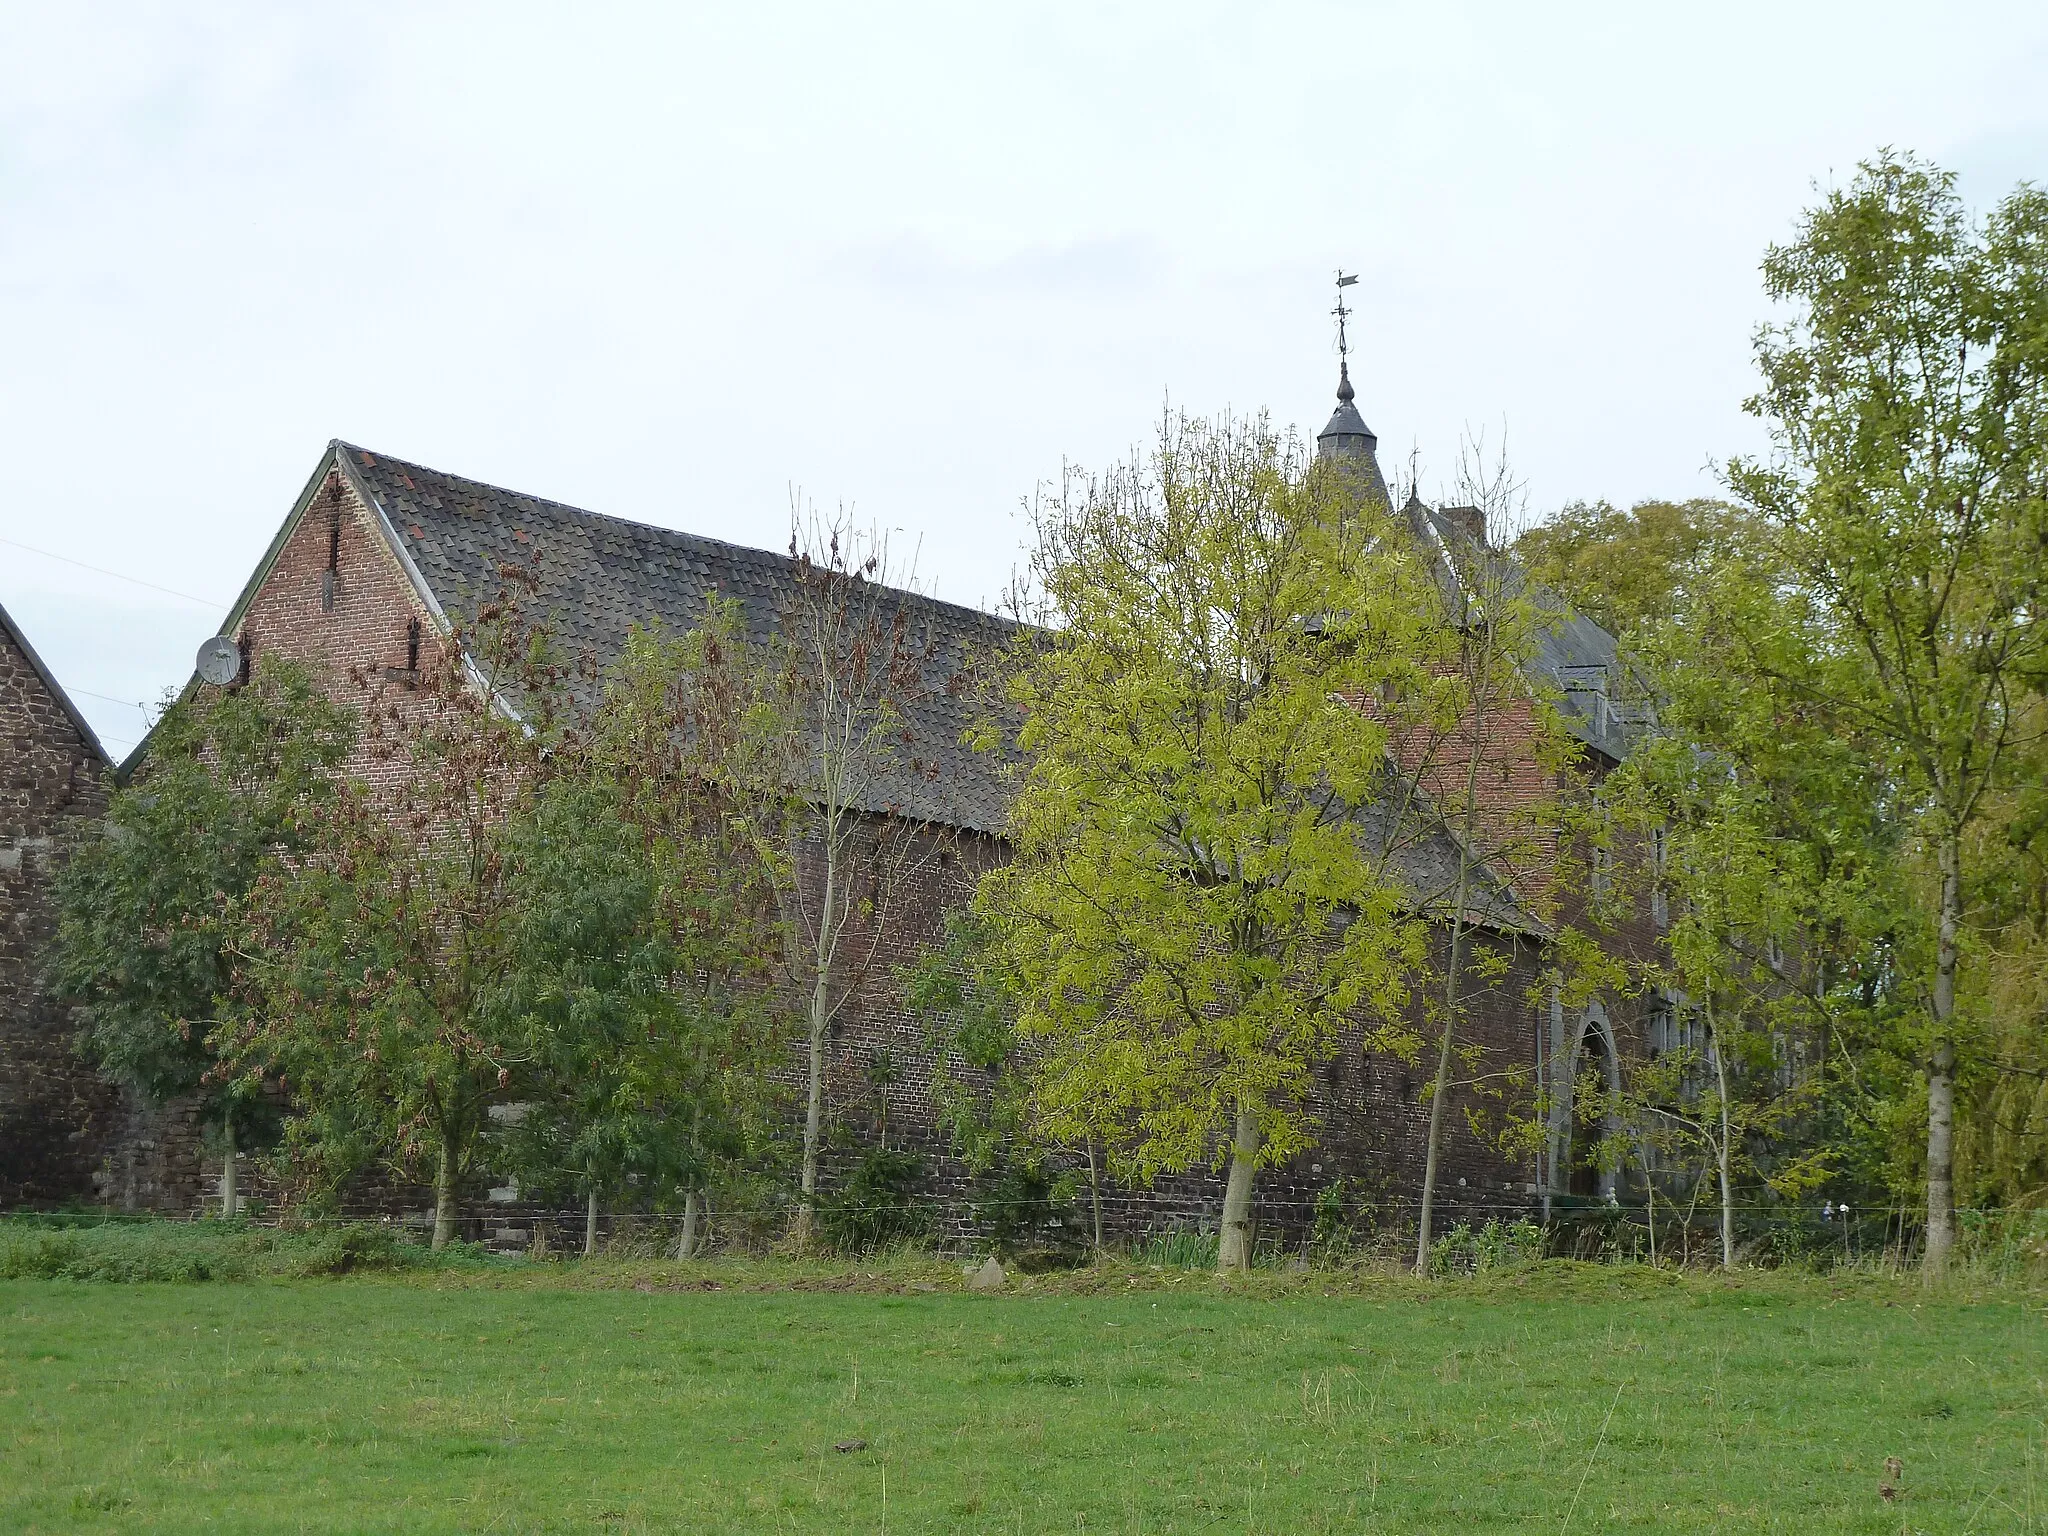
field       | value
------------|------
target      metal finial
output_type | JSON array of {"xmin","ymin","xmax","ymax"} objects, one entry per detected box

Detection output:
[
  {"xmin": 1332, "ymin": 270, "xmax": 1359, "ymax": 356},
  {"xmin": 1332, "ymin": 270, "xmax": 1359, "ymax": 399}
]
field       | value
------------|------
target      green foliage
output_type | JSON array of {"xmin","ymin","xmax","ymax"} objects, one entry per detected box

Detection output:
[
  {"xmin": 974, "ymin": 412, "xmax": 1437, "ymax": 1250},
  {"xmin": 0, "ymin": 1219, "xmax": 462, "ymax": 1282},
  {"xmin": 491, "ymin": 777, "xmax": 707, "ymax": 1215},
  {"xmin": 1132, "ymin": 1223, "xmax": 1221, "ymax": 1270},
  {"xmin": 49, "ymin": 656, "xmax": 354, "ymax": 1146},
  {"xmin": 229, "ymin": 601, "xmax": 550, "ymax": 1241},
  {"xmin": 1727, "ymin": 152, "xmax": 2048, "ymax": 1259},
  {"xmin": 1306, "ymin": 1177, "xmax": 1379, "ymax": 1261},
  {"xmin": 968, "ymin": 1157, "xmax": 1086, "ymax": 1265},
  {"xmin": 1513, "ymin": 497, "xmax": 1763, "ymax": 642},
  {"xmin": 817, "ymin": 1149, "xmax": 931, "ymax": 1256},
  {"xmin": 1426, "ymin": 1218, "xmax": 1544, "ymax": 1277}
]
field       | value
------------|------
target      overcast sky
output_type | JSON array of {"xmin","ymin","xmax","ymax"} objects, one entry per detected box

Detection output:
[{"xmin": 4, "ymin": 4, "xmax": 2045, "ymax": 757}]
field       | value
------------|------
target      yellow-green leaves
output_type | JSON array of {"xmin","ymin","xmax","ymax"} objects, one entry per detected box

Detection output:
[{"xmin": 975, "ymin": 412, "xmax": 1436, "ymax": 1182}]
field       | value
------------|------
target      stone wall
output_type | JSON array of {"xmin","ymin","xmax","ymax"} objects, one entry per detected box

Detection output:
[{"xmin": 0, "ymin": 608, "xmax": 123, "ymax": 1205}]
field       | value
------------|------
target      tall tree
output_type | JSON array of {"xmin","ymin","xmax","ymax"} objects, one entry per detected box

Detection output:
[
  {"xmin": 538, "ymin": 610, "xmax": 789, "ymax": 1257},
  {"xmin": 1391, "ymin": 438, "xmax": 1575, "ymax": 1272},
  {"xmin": 1728, "ymin": 154, "xmax": 2048, "ymax": 1269},
  {"xmin": 494, "ymin": 776, "xmax": 692, "ymax": 1256},
  {"xmin": 50, "ymin": 656, "xmax": 354, "ymax": 1216},
  {"xmin": 975, "ymin": 411, "xmax": 1433, "ymax": 1271},
  {"xmin": 231, "ymin": 597, "xmax": 548, "ymax": 1247},
  {"xmin": 1513, "ymin": 498, "xmax": 1765, "ymax": 642},
  {"xmin": 777, "ymin": 510, "xmax": 946, "ymax": 1249}
]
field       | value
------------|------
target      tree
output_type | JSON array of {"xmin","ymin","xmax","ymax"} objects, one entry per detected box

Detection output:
[
  {"xmin": 1728, "ymin": 153, "xmax": 2048, "ymax": 1270},
  {"xmin": 231, "ymin": 597, "xmax": 547, "ymax": 1247},
  {"xmin": 50, "ymin": 655, "xmax": 354, "ymax": 1216},
  {"xmin": 776, "ymin": 508, "xmax": 947, "ymax": 1249},
  {"xmin": 1613, "ymin": 743, "xmax": 1843, "ymax": 1265},
  {"xmin": 1513, "ymin": 498, "xmax": 1765, "ymax": 641},
  {"xmin": 1389, "ymin": 437, "xmax": 1576, "ymax": 1272},
  {"xmin": 975, "ymin": 411, "xmax": 1433, "ymax": 1272},
  {"xmin": 494, "ymin": 777, "xmax": 692, "ymax": 1256},
  {"xmin": 538, "ymin": 609, "xmax": 789, "ymax": 1258},
  {"xmin": 905, "ymin": 909, "xmax": 1107, "ymax": 1259}
]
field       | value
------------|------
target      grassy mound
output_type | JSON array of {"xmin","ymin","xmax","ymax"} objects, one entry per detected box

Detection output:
[{"xmin": 0, "ymin": 1217, "xmax": 478, "ymax": 1282}]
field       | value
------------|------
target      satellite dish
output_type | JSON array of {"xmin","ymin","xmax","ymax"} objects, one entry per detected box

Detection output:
[{"xmin": 195, "ymin": 636, "xmax": 240, "ymax": 687}]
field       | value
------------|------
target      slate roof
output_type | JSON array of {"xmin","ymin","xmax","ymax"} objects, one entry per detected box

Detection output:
[
  {"xmin": 327, "ymin": 442, "xmax": 1540, "ymax": 934},
  {"xmin": 333, "ymin": 442, "xmax": 1018, "ymax": 834},
  {"xmin": 1353, "ymin": 778, "xmax": 1545, "ymax": 938},
  {"xmin": 1400, "ymin": 497, "xmax": 1637, "ymax": 763}
]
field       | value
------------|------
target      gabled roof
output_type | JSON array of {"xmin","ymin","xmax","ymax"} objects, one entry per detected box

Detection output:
[
  {"xmin": 130, "ymin": 438, "xmax": 1559, "ymax": 939},
  {"xmin": 336, "ymin": 442, "xmax": 1020, "ymax": 835},
  {"xmin": 0, "ymin": 599, "xmax": 111, "ymax": 768}
]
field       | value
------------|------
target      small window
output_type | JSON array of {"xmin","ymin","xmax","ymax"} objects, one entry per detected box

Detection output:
[{"xmin": 406, "ymin": 617, "xmax": 421, "ymax": 672}]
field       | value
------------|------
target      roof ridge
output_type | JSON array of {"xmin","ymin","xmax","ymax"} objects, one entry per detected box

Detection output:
[{"xmin": 340, "ymin": 442, "xmax": 1009, "ymax": 629}]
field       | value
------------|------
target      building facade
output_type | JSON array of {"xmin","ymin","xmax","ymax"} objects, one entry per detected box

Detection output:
[{"xmin": 9, "ymin": 372, "xmax": 1658, "ymax": 1244}]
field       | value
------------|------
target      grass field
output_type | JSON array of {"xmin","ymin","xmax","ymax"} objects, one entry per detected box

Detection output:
[{"xmin": 3, "ymin": 1254, "xmax": 2045, "ymax": 1533}]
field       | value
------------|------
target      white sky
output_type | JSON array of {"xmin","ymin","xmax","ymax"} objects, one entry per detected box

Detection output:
[{"xmin": 4, "ymin": 4, "xmax": 2045, "ymax": 758}]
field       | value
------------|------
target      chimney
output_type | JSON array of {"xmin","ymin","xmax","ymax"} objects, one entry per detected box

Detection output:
[{"xmin": 1440, "ymin": 505, "xmax": 1486, "ymax": 546}]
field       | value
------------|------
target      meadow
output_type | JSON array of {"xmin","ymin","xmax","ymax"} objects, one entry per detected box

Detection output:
[{"xmin": 2, "ymin": 1235, "xmax": 2045, "ymax": 1533}]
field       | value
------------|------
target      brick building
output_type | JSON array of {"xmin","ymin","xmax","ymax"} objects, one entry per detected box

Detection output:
[{"xmin": 14, "ymin": 368, "xmax": 1657, "ymax": 1241}]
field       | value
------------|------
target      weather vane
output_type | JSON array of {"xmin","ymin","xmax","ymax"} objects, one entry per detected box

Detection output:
[{"xmin": 1332, "ymin": 270, "xmax": 1359, "ymax": 362}]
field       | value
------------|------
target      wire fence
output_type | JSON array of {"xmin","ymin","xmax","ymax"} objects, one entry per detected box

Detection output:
[{"xmin": 11, "ymin": 1191, "xmax": 2043, "ymax": 1278}]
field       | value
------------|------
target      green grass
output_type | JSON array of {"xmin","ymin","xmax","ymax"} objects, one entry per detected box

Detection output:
[{"xmin": 3, "ymin": 1259, "xmax": 2045, "ymax": 1533}]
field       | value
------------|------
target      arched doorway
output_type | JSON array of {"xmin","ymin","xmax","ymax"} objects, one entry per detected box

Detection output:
[{"xmin": 1555, "ymin": 1006, "xmax": 1623, "ymax": 1203}]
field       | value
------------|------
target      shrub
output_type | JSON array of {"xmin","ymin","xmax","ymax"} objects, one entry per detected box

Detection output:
[
  {"xmin": 0, "ymin": 1217, "xmax": 460, "ymax": 1282},
  {"xmin": 818, "ymin": 1150, "xmax": 931, "ymax": 1256},
  {"xmin": 971, "ymin": 1158, "xmax": 1088, "ymax": 1268},
  {"xmin": 1427, "ymin": 1218, "xmax": 1543, "ymax": 1277},
  {"xmin": 1134, "ymin": 1223, "xmax": 1219, "ymax": 1270}
]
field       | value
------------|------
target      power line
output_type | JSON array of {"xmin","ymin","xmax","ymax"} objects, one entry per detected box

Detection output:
[
  {"xmin": 67, "ymin": 684, "xmax": 157, "ymax": 713},
  {"xmin": 0, "ymin": 534, "xmax": 230, "ymax": 611}
]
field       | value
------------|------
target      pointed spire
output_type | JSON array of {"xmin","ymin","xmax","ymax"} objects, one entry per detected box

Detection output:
[
  {"xmin": 1316, "ymin": 271, "xmax": 1390, "ymax": 507},
  {"xmin": 1319, "ymin": 270, "xmax": 1377, "ymax": 461},
  {"xmin": 1317, "ymin": 362, "xmax": 1377, "ymax": 459}
]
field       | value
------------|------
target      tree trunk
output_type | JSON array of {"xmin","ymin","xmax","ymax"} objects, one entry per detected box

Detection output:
[
  {"xmin": 676, "ymin": 1189, "xmax": 701, "ymax": 1261},
  {"xmin": 1646, "ymin": 1172, "xmax": 1656, "ymax": 1268},
  {"xmin": 1924, "ymin": 833, "xmax": 1962, "ymax": 1274},
  {"xmin": 584, "ymin": 1185, "xmax": 600, "ymax": 1258},
  {"xmin": 1217, "ymin": 1100, "xmax": 1261, "ymax": 1272},
  {"xmin": 1415, "ymin": 999, "xmax": 1460, "ymax": 1274},
  {"xmin": 796, "ymin": 842, "xmax": 840, "ymax": 1253},
  {"xmin": 432, "ymin": 1132, "xmax": 459, "ymax": 1251},
  {"xmin": 220, "ymin": 1116, "xmax": 237, "ymax": 1220},
  {"xmin": 1417, "ymin": 677, "xmax": 1486, "ymax": 1275},
  {"xmin": 1711, "ymin": 1001, "xmax": 1735, "ymax": 1268}
]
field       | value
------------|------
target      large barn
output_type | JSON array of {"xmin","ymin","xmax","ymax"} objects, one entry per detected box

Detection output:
[{"xmin": 2, "ymin": 373, "xmax": 1660, "ymax": 1244}]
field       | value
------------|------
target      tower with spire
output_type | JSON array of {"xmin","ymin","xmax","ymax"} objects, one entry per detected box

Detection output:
[{"xmin": 1316, "ymin": 272, "xmax": 1391, "ymax": 506}]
